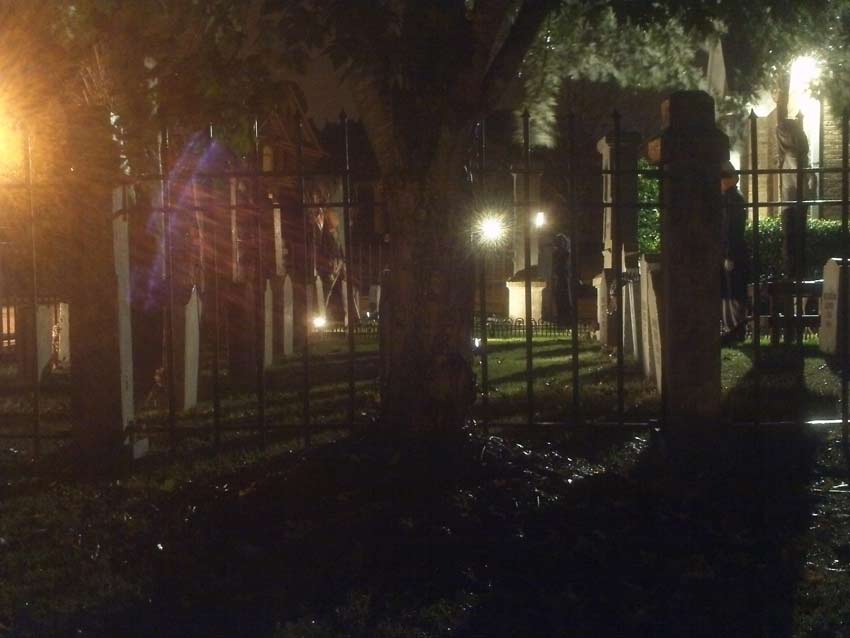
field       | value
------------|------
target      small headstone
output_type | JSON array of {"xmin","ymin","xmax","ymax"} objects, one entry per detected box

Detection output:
[
  {"xmin": 819, "ymin": 257, "xmax": 848, "ymax": 354},
  {"xmin": 314, "ymin": 276, "xmax": 325, "ymax": 321},
  {"xmin": 506, "ymin": 278, "xmax": 546, "ymax": 321},
  {"xmin": 640, "ymin": 254, "xmax": 661, "ymax": 380},
  {"xmin": 273, "ymin": 206, "xmax": 285, "ymax": 276},
  {"xmin": 179, "ymin": 286, "xmax": 201, "ymax": 411},
  {"xmin": 369, "ymin": 284, "xmax": 381, "ymax": 314},
  {"xmin": 282, "ymin": 275, "xmax": 294, "ymax": 356},
  {"xmin": 264, "ymin": 279, "xmax": 274, "ymax": 368},
  {"xmin": 647, "ymin": 265, "xmax": 664, "ymax": 390},
  {"xmin": 57, "ymin": 302, "xmax": 70, "ymax": 365}
]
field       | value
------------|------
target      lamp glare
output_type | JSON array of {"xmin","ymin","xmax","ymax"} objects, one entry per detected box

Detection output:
[
  {"xmin": 534, "ymin": 211, "xmax": 546, "ymax": 228},
  {"xmin": 479, "ymin": 216, "xmax": 505, "ymax": 244}
]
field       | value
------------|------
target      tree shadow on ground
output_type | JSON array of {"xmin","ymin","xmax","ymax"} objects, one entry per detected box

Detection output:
[
  {"xmin": 723, "ymin": 343, "xmax": 837, "ymax": 423},
  {"xmin": 73, "ymin": 420, "xmax": 822, "ymax": 638}
]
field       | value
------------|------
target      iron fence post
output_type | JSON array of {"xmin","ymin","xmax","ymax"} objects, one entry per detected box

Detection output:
[
  {"xmin": 209, "ymin": 124, "xmax": 222, "ymax": 451},
  {"xmin": 253, "ymin": 117, "xmax": 267, "ymax": 448},
  {"xmin": 842, "ymin": 108, "xmax": 849, "ymax": 445},
  {"xmin": 160, "ymin": 122, "xmax": 177, "ymax": 450},
  {"xmin": 341, "ymin": 111, "xmax": 357, "ymax": 428},
  {"xmin": 522, "ymin": 109, "xmax": 534, "ymax": 427},
  {"xmin": 297, "ymin": 115, "xmax": 311, "ymax": 447},
  {"xmin": 478, "ymin": 120, "xmax": 489, "ymax": 434},
  {"xmin": 796, "ymin": 145, "xmax": 806, "ymax": 356},
  {"xmin": 749, "ymin": 111, "xmax": 762, "ymax": 428},
  {"xmin": 568, "ymin": 111, "xmax": 581, "ymax": 427},
  {"xmin": 612, "ymin": 111, "xmax": 624, "ymax": 427},
  {"xmin": 23, "ymin": 127, "xmax": 40, "ymax": 458}
]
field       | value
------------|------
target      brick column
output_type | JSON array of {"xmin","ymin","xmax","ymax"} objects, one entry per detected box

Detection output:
[{"xmin": 648, "ymin": 91, "xmax": 728, "ymax": 431}]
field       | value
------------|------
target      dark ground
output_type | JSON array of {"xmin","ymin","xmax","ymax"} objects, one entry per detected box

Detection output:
[{"xmin": 7, "ymin": 421, "xmax": 846, "ymax": 638}]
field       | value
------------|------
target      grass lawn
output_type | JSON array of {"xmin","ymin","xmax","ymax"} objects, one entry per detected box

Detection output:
[
  {"xmin": 0, "ymin": 335, "xmax": 845, "ymax": 456},
  {"xmin": 477, "ymin": 336, "xmax": 843, "ymax": 424}
]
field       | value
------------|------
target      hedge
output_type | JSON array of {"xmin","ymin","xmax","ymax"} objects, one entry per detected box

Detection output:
[
  {"xmin": 637, "ymin": 158, "xmax": 848, "ymax": 280},
  {"xmin": 638, "ymin": 213, "xmax": 848, "ymax": 280}
]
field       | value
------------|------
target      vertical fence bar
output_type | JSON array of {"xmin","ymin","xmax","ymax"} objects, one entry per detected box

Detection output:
[
  {"xmin": 796, "ymin": 147, "xmax": 806, "ymax": 359},
  {"xmin": 522, "ymin": 110, "xmax": 534, "ymax": 427},
  {"xmin": 252, "ymin": 118, "xmax": 267, "ymax": 448},
  {"xmin": 612, "ymin": 112, "xmax": 624, "ymax": 426},
  {"xmin": 341, "ymin": 112, "xmax": 357, "ymax": 428},
  {"xmin": 749, "ymin": 112, "xmax": 762, "ymax": 428},
  {"xmin": 24, "ymin": 128, "xmax": 40, "ymax": 458},
  {"xmin": 478, "ymin": 120, "xmax": 490, "ymax": 434},
  {"xmin": 842, "ymin": 109, "xmax": 849, "ymax": 444},
  {"xmin": 567, "ymin": 111, "xmax": 581, "ymax": 426},
  {"xmin": 658, "ymin": 163, "xmax": 668, "ymax": 431},
  {"xmin": 160, "ymin": 122, "xmax": 177, "ymax": 449},
  {"xmin": 208, "ymin": 125, "xmax": 222, "ymax": 451},
  {"xmin": 297, "ymin": 115, "xmax": 311, "ymax": 446}
]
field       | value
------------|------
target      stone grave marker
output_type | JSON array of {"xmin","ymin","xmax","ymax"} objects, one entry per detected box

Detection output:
[
  {"xmin": 819, "ymin": 257, "xmax": 849, "ymax": 354},
  {"xmin": 264, "ymin": 279, "xmax": 274, "ymax": 368},
  {"xmin": 283, "ymin": 274, "xmax": 294, "ymax": 356}
]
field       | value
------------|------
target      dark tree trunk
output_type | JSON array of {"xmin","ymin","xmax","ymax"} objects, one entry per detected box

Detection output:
[{"xmin": 379, "ymin": 165, "xmax": 476, "ymax": 432}]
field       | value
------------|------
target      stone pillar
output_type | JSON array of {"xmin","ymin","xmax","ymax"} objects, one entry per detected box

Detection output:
[
  {"xmin": 510, "ymin": 167, "xmax": 543, "ymax": 273},
  {"xmin": 648, "ymin": 91, "xmax": 728, "ymax": 429},
  {"xmin": 506, "ymin": 279, "xmax": 546, "ymax": 321},
  {"xmin": 595, "ymin": 131, "xmax": 642, "ymax": 354},
  {"xmin": 67, "ymin": 108, "xmax": 136, "ymax": 456}
]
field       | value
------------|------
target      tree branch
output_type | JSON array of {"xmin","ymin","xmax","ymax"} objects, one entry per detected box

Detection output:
[{"xmin": 478, "ymin": 0, "xmax": 560, "ymax": 109}]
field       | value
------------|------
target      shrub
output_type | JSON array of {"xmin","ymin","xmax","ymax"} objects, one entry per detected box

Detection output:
[
  {"xmin": 635, "ymin": 164, "xmax": 848, "ymax": 280},
  {"xmin": 745, "ymin": 216, "xmax": 845, "ymax": 281}
]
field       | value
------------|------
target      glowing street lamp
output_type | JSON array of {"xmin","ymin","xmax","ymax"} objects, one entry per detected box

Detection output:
[
  {"xmin": 312, "ymin": 315, "xmax": 327, "ymax": 330},
  {"xmin": 534, "ymin": 211, "xmax": 546, "ymax": 229},
  {"xmin": 478, "ymin": 214, "xmax": 506, "ymax": 246}
]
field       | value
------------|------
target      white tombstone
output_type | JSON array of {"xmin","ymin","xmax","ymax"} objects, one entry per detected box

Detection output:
[
  {"xmin": 819, "ymin": 257, "xmax": 848, "ymax": 354},
  {"xmin": 264, "ymin": 279, "xmax": 274, "ymax": 369},
  {"xmin": 623, "ymin": 252, "xmax": 642, "ymax": 359},
  {"xmin": 314, "ymin": 276, "xmax": 325, "ymax": 321},
  {"xmin": 272, "ymin": 205, "xmax": 285, "ymax": 277},
  {"xmin": 645, "ymin": 261, "xmax": 664, "ymax": 391},
  {"xmin": 369, "ymin": 284, "xmax": 381, "ymax": 312},
  {"xmin": 33, "ymin": 305, "xmax": 53, "ymax": 380},
  {"xmin": 639, "ymin": 255, "xmax": 657, "ymax": 379},
  {"xmin": 180, "ymin": 286, "xmax": 201, "ymax": 411},
  {"xmin": 112, "ymin": 198, "xmax": 135, "ymax": 429},
  {"xmin": 506, "ymin": 279, "xmax": 546, "ymax": 321},
  {"xmin": 282, "ymin": 275, "xmax": 294, "ymax": 356},
  {"xmin": 56, "ymin": 302, "xmax": 70, "ymax": 365}
]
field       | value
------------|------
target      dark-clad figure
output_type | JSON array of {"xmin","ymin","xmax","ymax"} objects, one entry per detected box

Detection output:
[
  {"xmin": 551, "ymin": 233, "xmax": 574, "ymax": 329},
  {"xmin": 720, "ymin": 161, "xmax": 749, "ymax": 342}
]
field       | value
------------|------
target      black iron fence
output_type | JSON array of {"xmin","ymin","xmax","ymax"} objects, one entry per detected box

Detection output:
[{"xmin": 1, "ymin": 100, "xmax": 849, "ymax": 465}]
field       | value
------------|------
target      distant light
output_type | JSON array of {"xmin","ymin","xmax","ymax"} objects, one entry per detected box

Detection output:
[
  {"xmin": 788, "ymin": 55, "xmax": 821, "ymax": 120},
  {"xmin": 748, "ymin": 89, "xmax": 776, "ymax": 118},
  {"xmin": 473, "ymin": 337, "xmax": 481, "ymax": 349},
  {"xmin": 312, "ymin": 316, "xmax": 327, "ymax": 329},
  {"xmin": 534, "ymin": 211, "xmax": 546, "ymax": 228},
  {"xmin": 478, "ymin": 215, "xmax": 506, "ymax": 245}
]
